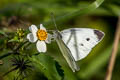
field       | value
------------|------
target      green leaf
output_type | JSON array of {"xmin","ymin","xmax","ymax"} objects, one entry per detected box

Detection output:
[
  {"xmin": 29, "ymin": 54, "xmax": 62, "ymax": 80},
  {"xmin": 106, "ymin": 4, "xmax": 120, "ymax": 16},
  {"xmin": 8, "ymin": 36, "xmax": 19, "ymax": 42},
  {"xmin": 55, "ymin": 61, "xmax": 64, "ymax": 79},
  {"xmin": 44, "ymin": 0, "xmax": 104, "ymax": 26},
  {"xmin": 0, "ymin": 30, "xmax": 7, "ymax": 37}
]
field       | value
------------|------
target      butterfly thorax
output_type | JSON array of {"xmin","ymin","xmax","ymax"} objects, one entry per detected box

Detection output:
[{"xmin": 53, "ymin": 30, "xmax": 62, "ymax": 40}]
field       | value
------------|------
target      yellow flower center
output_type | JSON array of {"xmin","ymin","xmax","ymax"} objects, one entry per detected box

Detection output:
[{"xmin": 37, "ymin": 29, "xmax": 48, "ymax": 41}]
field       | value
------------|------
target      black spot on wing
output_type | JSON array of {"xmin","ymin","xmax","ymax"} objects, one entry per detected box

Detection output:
[
  {"xmin": 79, "ymin": 43, "xmax": 84, "ymax": 46},
  {"xmin": 94, "ymin": 30, "xmax": 104, "ymax": 40},
  {"xmin": 86, "ymin": 38, "xmax": 90, "ymax": 41}
]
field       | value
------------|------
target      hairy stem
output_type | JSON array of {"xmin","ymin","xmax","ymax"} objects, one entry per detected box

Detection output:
[
  {"xmin": 105, "ymin": 17, "xmax": 120, "ymax": 80},
  {"xmin": 3, "ymin": 67, "xmax": 18, "ymax": 76},
  {"xmin": 0, "ymin": 52, "xmax": 13, "ymax": 60},
  {"xmin": 0, "ymin": 41, "xmax": 28, "ymax": 59}
]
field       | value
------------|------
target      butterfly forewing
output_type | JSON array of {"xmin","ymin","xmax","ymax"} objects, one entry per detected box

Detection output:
[{"xmin": 60, "ymin": 28, "xmax": 104, "ymax": 61}]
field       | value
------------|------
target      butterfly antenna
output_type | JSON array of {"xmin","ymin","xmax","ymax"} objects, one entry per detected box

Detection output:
[{"xmin": 51, "ymin": 12, "xmax": 58, "ymax": 31}]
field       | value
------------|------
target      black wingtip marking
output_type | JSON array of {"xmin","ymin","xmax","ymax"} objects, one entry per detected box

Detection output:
[{"xmin": 94, "ymin": 30, "xmax": 104, "ymax": 40}]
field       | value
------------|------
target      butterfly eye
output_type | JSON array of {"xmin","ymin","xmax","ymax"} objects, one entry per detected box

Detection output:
[{"xmin": 86, "ymin": 38, "xmax": 90, "ymax": 41}]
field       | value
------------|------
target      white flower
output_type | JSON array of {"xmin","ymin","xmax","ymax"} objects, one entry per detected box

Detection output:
[{"xmin": 27, "ymin": 24, "xmax": 52, "ymax": 52}]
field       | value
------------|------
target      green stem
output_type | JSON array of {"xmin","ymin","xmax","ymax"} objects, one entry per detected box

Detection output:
[
  {"xmin": 0, "ymin": 52, "xmax": 13, "ymax": 60},
  {"xmin": 3, "ymin": 67, "xmax": 18, "ymax": 77},
  {"xmin": 0, "ymin": 41, "xmax": 28, "ymax": 59}
]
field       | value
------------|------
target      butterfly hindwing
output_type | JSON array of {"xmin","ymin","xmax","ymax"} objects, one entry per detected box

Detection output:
[{"xmin": 60, "ymin": 28, "xmax": 104, "ymax": 61}]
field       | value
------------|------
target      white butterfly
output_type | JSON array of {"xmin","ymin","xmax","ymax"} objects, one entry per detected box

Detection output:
[{"xmin": 53, "ymin": 28, "xmax": 104, "ymax": 72}]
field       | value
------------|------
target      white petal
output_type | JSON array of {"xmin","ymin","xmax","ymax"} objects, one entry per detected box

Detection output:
[
  {"xmin": 40, "ymin": 24, "xmax": 46, "ymax": 31},
  {"xmin": 45, "ymin": 33, "xmax": 52, "ymax": 43},
  {"xmin": 29, "ymin": 25, "xmax": 38, "ymax": 33},
  {"xmin": 36, "ymin": 41, "xmax": 47, "ymax": 52},
  {"xmin": 27, "ymin": 33, "xmax": 37, "ymax": 43}
]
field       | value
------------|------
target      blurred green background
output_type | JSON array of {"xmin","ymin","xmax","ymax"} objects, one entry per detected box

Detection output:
[{"xmin": 0, "ymin": 0, "xmax": 120, "ymax": 80}]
